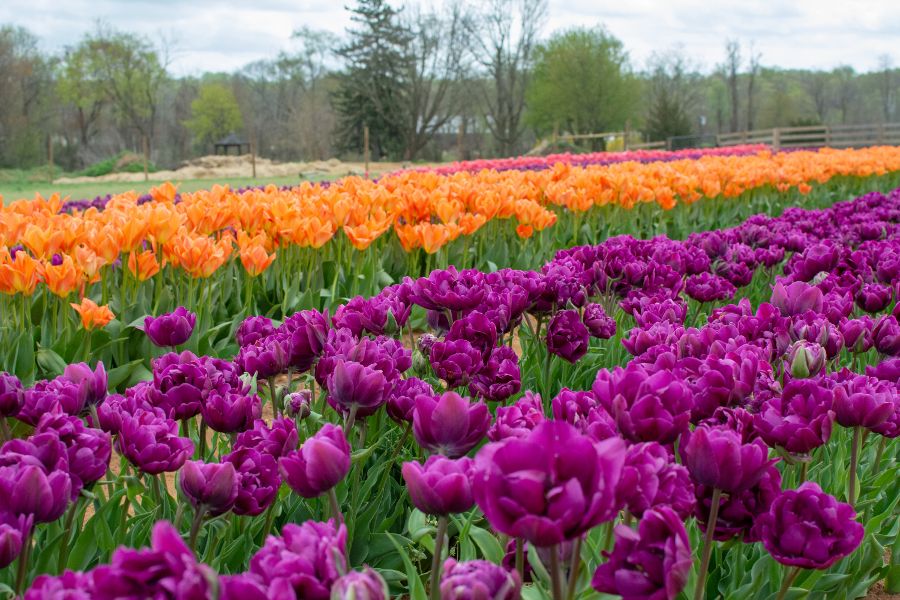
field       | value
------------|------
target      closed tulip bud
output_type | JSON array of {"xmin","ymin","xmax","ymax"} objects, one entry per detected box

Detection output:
[
  {"xmin": 402, "ymin": 456, "xmax": 475, "ymax": 515},
  {"xmin": 787, "ymin": 341, "xmax": 826, "ymax": 378},
  {"xmin": 331, "ymin": 567, "xmax": 389, "ymax": 600},
  {"xmin": 326, "ymin": 359, "xmax": 390, "ymax": 418},
  {"xmin": 284, "ymin": 391, "xmax": 312, "ymax": 420},
  {"xmin": 0, "ymin": 372, "xmax": 24, "ymax": 417},
  {"xmin": 143, "ymin": 307, "xmax": 197, "ymax": 348},
  {"xmin": 279, "ymin": 424, "xmax": 351, "ymax": 498},
  {"xmin": 0, "ymin": 463, "xmax": 71, "ymax": 523},
  {"xmin": 413, "ymin": 392, "xmax": 490, "ymax": 458},
  {"xmin": 179, "ymin": 460, "xmax": 239, "ymax": 515},
  {"xmin": 0, "ymin": 512, "xmax": 31, "ymax": 568}
]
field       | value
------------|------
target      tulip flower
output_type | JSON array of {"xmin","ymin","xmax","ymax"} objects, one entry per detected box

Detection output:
[
  {"xmin": 694, "ymin": 465, "xmax": 781, "ymax": 542},
  {"xmin": 284, "ymin": 390, "xmax": 312, "ymax": 420},
  {"xmin": 35, "ymin": 413, "xmax": 111, "ymax": 492},
  {"xmin": 0, "ymin": 511, "xmax": 31, "ymax": 569},
  {"xmin": 446, "ymin": 310, "xmax": 498, "ymax": 359},
  {"xmin": 591, "ymin": 506, "xmax": 692, "ymax": 600},
  {"xmin": 222, "ymin": 447, "xmax": 280, "ymax": 517},
  {"xmin": 149, "ymin": 351, "xmax": 209, "ymax": 421},
  {"xmin": 0, "ymin": 372, "xmax": 23, "ymax": 426},
  {"xmin": 202, "ymin": 388, "xmax": 261, "ymax": 433},
  {"xmin": 685, "ymin": 273, "xmax": 736, "ymax": 302},
  {"xmin": 786, "ymin": 340, "xmax": 826, "ymax": 379},
  {"xmin": 402, "ymin": 456, "xmax": 475, "ymax": 516},
  {"xmin": 469, "ymin": 346, "xmax": 521, "ymax": 403},
  {"xmin": 234, "ymin": 417, "xmax": 299, "ymax": 459},
  {"xmin": 386, "ymin": 377, "xmax": 433, "ymax": 424},
  {"xmin": 873, "ymin": 315, "xmax": 900, "ymax": 356},
  {"xmin": 249, "ymin": 520, "xmax": 347, "ymax": 598},
  {"xmin": 617, "ymin": 442, "xmax": 694, "ymax": 520},
  {"xmin": 331, "ymin": 567, "xmax": 389, "ymax": 600},
  {"xmin": 753, "ymin": 379, "xmax": 834, "ymax": 455},
  {"xmin": 142, "ymin": 307, "xmax": 197, "ymax": 348},
  {"xmin": 236, "ymin": 315, "xmax": 276, "ymax": 348},
  {"xmin": 429, "ymin": 339, "xmax": 484, "ymax": 388},
  {"xmin": 279, "ymin": 423, "xmax": 351, "ymax": 524},
  {"xmin": 326, "ymin": 359, "xmax": 390, "ymax": 425},
  {"xmin": 583, "ymin": 303, "xmax": 616, "ymax": 339},
  {"xmin": 413, "ymin": 392, "xmax": 490, "ymax": 458},
  {"xmin": 546, "ymin": 309, "xmax": 590, "ymax": 363},
  {"xmin": 854, "ymin": 282, "xmax": 892, "ymax": 313},
  {"xmin": 70, "ymin": 298, "xmax": 114, "ymax": 330},
  {"xmin": 770, "ymin": 280, "xmax": 823, "ymax": 317},
  {"xmin": 473, "ymin": 420, "xmax": 625, "ymax": 548},
  {"xmin": 440, "ymin": 558, "xmax": 521, "ymax": 600},
  {"xmin": 552, "ymin": 388, "xmax": 618, "ymax": 442},
  {"xmin": 179, "ymin": 460, "xmax": 239, "ymax": 515},
  {"xmin": 117, "ymin": 409, "xmax": 194, "ymax": 475},
  {"xmin": 487, "ymin": 391, "xmax": 545, "ymax": 441}
]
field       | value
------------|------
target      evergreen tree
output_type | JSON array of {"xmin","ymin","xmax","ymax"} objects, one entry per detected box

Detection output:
[{"xmin": 334, "ymin": 0, "xmax": 411, "ymax": 159}]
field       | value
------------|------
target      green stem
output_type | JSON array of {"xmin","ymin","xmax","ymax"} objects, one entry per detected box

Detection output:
[
  {"xmin": 849, "ymin": 426, "xmax": 861, "ymax": 506},
  {"xmin": 343, "ymin": 404, "xmax": 359, "ymax": 438},
  {"xmin": 871, "ymin": 436, "xmax": 887, "ymax": 479},
  {"xmin": 429, "ymin": 515, "xmax": 449, "ymax": 600},
  {"xmin": 15, "ymin": 529, "xmax": 33, "ymax": 594},
  {"xmin": 188, "ymin": 506, "xmax": 206, "ymax": 552},
  {"xmin": 693, "ymin": 487, "xmax": 722, "ymax": 600},
  {"xmin": 0, "ymin": 417, "xmax": 10, "ymax": 443},
  {"xmin": 550, "ymin": 543, "xmax": 564, "ymax": 600},
  {"xmin": 515, "ymin": 538, "xmax": 525, "ymax": 583},
  {"xmin": 198, "ymin": 420, "xmax": 207, "ymax": 462},
  {"xmin": 775, "ymin": 566, "xmax": 802, "ymax": 600},
  {"xmin": 327, "ymin": 487, "xmax": 344, "ymax": 525},
  {"xmin": 565, "ymin": 537, "xmax": 583, "ymax": 600},
  {"xmin": 57, "ymin": 499, "xmax": 80, "ymax": 573}
]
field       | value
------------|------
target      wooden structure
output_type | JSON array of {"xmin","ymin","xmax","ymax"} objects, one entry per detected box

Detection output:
[
  {"xmin": 214, "ymin": 133, "xmax": 251, "ymax": 156},
  {"xmin": 716, "ymin": 123, "xmax": 900, "ymax": 151}
]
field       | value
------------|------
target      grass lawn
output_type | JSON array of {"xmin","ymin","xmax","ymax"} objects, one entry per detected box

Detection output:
[{"xmin": 0, "ymin": 173, "xmax": 336, "ymax": 205}]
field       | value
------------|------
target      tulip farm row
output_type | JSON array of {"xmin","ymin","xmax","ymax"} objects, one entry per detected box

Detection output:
[{"xmin": 0, "ymin": 155, "xmax": 899, "ymax": 600}]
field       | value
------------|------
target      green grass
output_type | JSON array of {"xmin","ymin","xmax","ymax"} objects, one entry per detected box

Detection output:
[{"xmin": 0, "ymin": 171, "xmax": 337, "ymax": 205}]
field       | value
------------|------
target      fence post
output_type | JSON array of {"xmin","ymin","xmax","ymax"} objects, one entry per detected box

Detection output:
[
  {"xmin": 772, "ymin": 128, "xmax": 781, "ymax": 152},
  {"xmin": 877, "ymin": 123, "xmax": 885, "ymax": 145},
  {"xmin": 825, "ymin": 126, "xmax": 832, "ymax": 147}
]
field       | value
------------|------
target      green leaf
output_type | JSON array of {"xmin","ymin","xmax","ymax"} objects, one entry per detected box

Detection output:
[
  {"xmin": 386, "ymin": 533, "xmax": 428, "ymax": 600},
  {"xmin": 107, "ymin": 359, "xmax": 145, "ymax": 389},
  {"xmin": 36, "ymin": 347, "xmax": 68, "ymax": 378},
  {"xmin": 468, "ymin": 525, "xmax": 504, "ymax": 564},
  {"xmin": 14, "ymin": 331, "xmax": 35, "ymax": 382}
]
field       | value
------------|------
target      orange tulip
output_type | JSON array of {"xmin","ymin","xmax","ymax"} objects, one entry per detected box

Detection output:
[
  {"xmin": 128, "ymin": 250, "xmax": 161, "ymax": 282},
  {"xmin": 42, "ymin": 255, "xmax": 83, "ymax": 297},
  {"xmin": 240, "ymin": 244, "xmax": 276, "ymax": 276},
  {"xmin": 71, "ymin": 297, "xmax": 114, "ymax": 330},
  {"xmin": 0, "ymin": 250, "xmax": 41, "ymax": 296}
]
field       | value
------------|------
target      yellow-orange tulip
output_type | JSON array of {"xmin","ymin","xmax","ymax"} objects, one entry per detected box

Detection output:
[{"xmin": 71, "ymin": 297, "xmax": 114, "ymax": 330}]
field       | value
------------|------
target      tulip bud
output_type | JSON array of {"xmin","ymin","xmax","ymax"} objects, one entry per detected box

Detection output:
[
  {"xmin": 0, "ymin": 512, "xmax": 31, "ymax": 568},
  {"xmin": 279, "ymin": 424, "xmax": 351, "ymax": 498},
  {"xmin": 787, "ymin": 341, "xmax": 826, "ymax": 379},
  {"xmin": 330, "ymin": 567, "xmax": 389, "ymax": 600},
  {"xmin": 179, "ymin": 460, "xmax": 239, "ymax": 515},
  {"xmin": 402, "ymin": 456, "xmax": 475, "ymax": 515},
  {"xmin": 143, "ymin": 307, "xmax": 197, "ymax": 348},
  {"xmin": 284, "ymin": 391, "xmax": 312, "ymax": 420}
]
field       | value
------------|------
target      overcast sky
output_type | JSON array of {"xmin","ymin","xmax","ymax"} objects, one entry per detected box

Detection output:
[{"xmin": 2, "ymin": 0, "xmax": 897, "ymax": 76}]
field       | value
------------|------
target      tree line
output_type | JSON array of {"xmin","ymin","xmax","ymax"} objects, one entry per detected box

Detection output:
[{"xmin": 1, "ymin": 0, "xmax": 898, "ymax": 171}]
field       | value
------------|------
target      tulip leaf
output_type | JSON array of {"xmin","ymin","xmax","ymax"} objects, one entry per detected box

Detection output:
[
  {"xmin": 467, "ymin": 525, "xmax": 504, "ymax": 564},
  {"xmin": 13, "ymin": 331, "xmax": 35, "ymax": 383},
  {"xmin": 106, "ymin": 359, "xmax": 145, "ymax": 389},
  {"xmin": 386, "ymin": 533, "xmax": 428, "ymax": 600},
  {"xmin": 35, "ymin": 346, "xmax": 68, "ymax": 378}
]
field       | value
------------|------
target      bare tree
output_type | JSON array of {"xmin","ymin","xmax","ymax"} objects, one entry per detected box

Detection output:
[
  {"xmin": 470, "ymin": 0, "xmax": 547, "ymax": 157},
  {"xmin": 400, "ymin": 1, "xmax": 473, "ymax": 160},
  {"xmin": 644, "ymin": 47, "xmax": 702, "ymax": 141},
  {"xmin": 832, "ymin": 65, "xmax": 858, "ymax": 124},
  {"xmin": 877, "ymin": 54, "xmax": 896, "ymax": 123},
  {"xmin": 800, "ymin": 71, "xmax": 829, "ymax": 122},
  {"xmin": 745, "ymin": 43, "xmax": 761, "ymax": 130},
  {"xmin": 720, "ymin": 40, "xmax": 741, "ymax": 132}
]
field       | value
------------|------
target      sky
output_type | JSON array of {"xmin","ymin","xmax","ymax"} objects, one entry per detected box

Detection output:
[{"xmin": 2, "ymin": 0, "xmax": 898, "ymax": 76}]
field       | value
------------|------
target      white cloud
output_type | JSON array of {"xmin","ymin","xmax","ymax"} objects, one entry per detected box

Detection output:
[{"xmin": 1, "ymin": 0, "xmax": 897, "ymax": 74}]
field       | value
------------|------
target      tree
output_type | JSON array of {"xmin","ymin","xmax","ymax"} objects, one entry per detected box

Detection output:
[
  {"xmin": 832, "ymin": 65, "xmax": 858, "ymax": 124},
  {"xmin": 720, "ymin": 40, "xmax": 741, "ymax": 132},
  {"xmin": 644, "ymin": 49, "xmax": 701, "ymax": 141},
  {"xmin": 800, "ymin": 71, "xmax": 829, "ymax": 122},
  {"xmin": 745, "ymin": 43, "xmax": 761, "ymax": 130},
  {"xmin": 470, "ymin": 0, "xmax": 546, "ymax": 156},
  {"xmin": 184, "ymin": 83, "xmax": 243, "ymax": 149},
  {"xmin": 400, "ymin": 1, "xmax": 474, "ymax": 160},
  {"xmin": 78, "ymin": 25, "xmax": 168, "ymax": 152},
  {"xmin": 877, "ymin": 54, "xmax": 896, "ymax": 123},
  {"xmin": 57, "ymin": 42, "xmax": 107, "ymax": 150},
  {"xmin": 526, "ymin": 27, "xmax": 638, "ymax": 138},
  {"xmin": 334, "ymin": 0, "xmax": 412, "ymax": 158}
]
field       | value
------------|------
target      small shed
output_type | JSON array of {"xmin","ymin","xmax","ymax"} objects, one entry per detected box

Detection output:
[{"xmin": 214, "ymin": 133, "xmax": 251, "ymax": 156}]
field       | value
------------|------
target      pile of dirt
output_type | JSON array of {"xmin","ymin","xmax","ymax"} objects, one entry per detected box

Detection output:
[{"xmin": 53, "ymin": 154, "xmax": 425, "ymax": 184}]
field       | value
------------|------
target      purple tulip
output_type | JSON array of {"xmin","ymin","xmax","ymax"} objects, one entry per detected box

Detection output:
[
  {"xmin": 218, "ymin": 574, "xmax": 272, "ymax": 600},
  {"xmin": 35, "ymin": 413, "xmax": 112, "ymax": 491},
  {"xmin": 401, "ymin": 456, "xmax": 475, "ymax": 515},
  {"xmin": 236, "ymin": 336, "xmax": 289, "ymax": 380},
  {"xmin": 59, "ymin": 362, "xmax": 108, "ymax": 408},
  {"xmin": 591, "ymin": 506, "xmax": 692, "ymax": 600},
  {"xmin": 234, "ymin": 418, "xmax": 299, "ymax": 459},
  {"xmin": 179, "ymin": 460, "xmax": 239, "ymax": 515},
  {"xmin": 473, "ymin": 420, "xmax": 625, "ymax": 547},
  {"xmin": 0, "ymin": 372, "xmax": 23, "ymax": 417},
  {"xmin": 695, "ymin": 464, "xmax": 781, "ymax": 542},
  {"xmin": 409, "ymin": 267, "xmax": 486, "ymax": 315},
  {"xmin": 0, "ymin": 511, "xmax": 31, "ymax": 568},
  {"xmin": 754, "ymin": 482, "xmax": 863, "ymax": 569},
  {"xmin": 770, "ymin": 281, "xmax": 823, "ymax": 317},
  {"xmin": 279, "ymin": 423, "xmax": 350, "ymax": 498},
  {"xmin": 754, "ymin": 379, "xmax": 834, "ymax": 454},
  {"xmin": 552, "ymin": 388, "xmax": 618, "ymax": 442},
  {"xmin": 143, "ymin": 307, "xmax": 196, "ymax": 347},
  {"xmin": 236, "ymin": 315, "xmax": 275, "ymax": 347},
  {"xmin": 840, "ymin": 316, "xmax": 874, "ymax": 353},
  {"xmin": 116, "ymin": 409, "xmax": 194, "ymax": 475},
  {"xmin": 222, "ymin": 447, "xmax": 280, "ymax": 516},
  {"xmin": 583, "ymin": 303, "xmax": 616, "ymax": 339},
  {"xmin": 786, "ymin": 340, "xmax": 826, "ymax": 379},
  {"xmin": 592, "ymin": 364, "xmax": 692, "ymax": 444},
  {"xmin": 681, "ymin": 424, "xmax": 776, "ymax": 493},
  {"xmin": 202, "ymin": 388, "xmax": 261, "ymax": 433},
  {"xmin": 149, "ymin": 351, "xmax": 209, "ymax": 420},
  {"xmin": 854, "ymin": 282, "xmax": 892, "ymax": 313},
  {"xmin": 487, "ymin": 391, "xmax": 545, "ymax": 441},
  {"xmin": 440, "ymin": 558, "xmax": 521, "ymax": 600},
  {"xmin": 249, "ymin": 519, "xmax": 347, "ymax": 598},
  {"xmin": 617, "ymin": 442, "xmax": 693, "ymax": 520},
  {"xmin": 546, "ymin": 309, "xmax": 590, "ymax": 363},
  {"xmin": 91, "ymin": 520, "xmax": 214, "ymax": 599},
  {"xmin": 0, "ymin": 434, "xmax": 73, "ymax": 522},
  {"xmin": 326, "ymin": 359, "xmax": 390, "ymax": 418},
  {"xmin": 387, "ymin": 377, "xmax": 433, "ymax": 424},
  {"xmin": 24, "ymin": 570, "xmax": 94, "ymax": 599},
  {"xmin": 469, "ymin": 346, "xmax": 521, "ymax": 403},
  {"xmin": 18, "ymin": 378, "xmax": 87, "ymax": 425},
  {"xmin": 430, "ymin": 339, "xmax": 484, "ymax": 388},
  {"xmin": 280, "ymin": 309, "xmax": 329, "ymax": 372},
  {"xmin": 284, "ymin": 390, "xmax": 312, "ymax": 420},
  {"xmin": 446, "ymin": 311, "xmax": 498, "ymax": 359},
  {"xmin": 331, "ymin": 567, "xmax": 389, "ymax": 600},
  {"xmin": 413, "ymin": 392, "xmax": 490, "ymax": 458},
  {"xmin": 685, "ymin": 272, "xmax": 736, "ymax": 302},
  {"xmin": 832, "ymin": 374, "xmax": 895, "ymax": 429},
  {"xmin": 873, "ymin": 315, "xmax": 900, "ymax": 355}
]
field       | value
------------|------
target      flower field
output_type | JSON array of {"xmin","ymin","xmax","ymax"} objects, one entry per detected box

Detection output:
[{"xmin": 0, "ymin": 146, "xmax": 899, "ymax": 599}]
